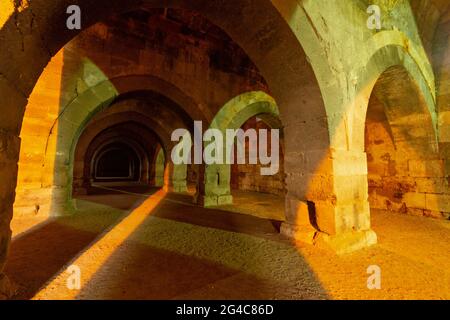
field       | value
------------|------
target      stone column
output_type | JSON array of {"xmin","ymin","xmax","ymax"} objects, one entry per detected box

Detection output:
[
  {"xmin": 0, "ymin": 130, "xmax": 21, "ymax": 298},
  {"xmin": 164, "ymin": 162, "xmax": 188, "ymax": 193},
  {"xmin": 281, "ymin": 148, "xmax": 377, "ymax": 254},
  {"xmin": 196, "ymin": 163, "xmax": 233, "ymax": 207}
]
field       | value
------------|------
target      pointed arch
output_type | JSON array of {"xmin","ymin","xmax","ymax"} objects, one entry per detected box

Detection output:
[{"xmin": 201, "ymin": 91, "xmax": 281, "ymax": 207}]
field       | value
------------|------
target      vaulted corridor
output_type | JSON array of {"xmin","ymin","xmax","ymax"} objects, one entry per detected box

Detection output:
[{"xmin": 0, "ymin": 0, "xmax": 449, "ymax": 300}]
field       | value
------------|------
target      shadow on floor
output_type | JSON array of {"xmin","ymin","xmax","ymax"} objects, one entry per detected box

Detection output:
[
  {"xmin": 5, "ymin": 220, "xmax": 116, "ymax": 299},
  {"xmin": 8, "ymin": 186, "xmax": 328, "ymax": 299},
  {"xmin": 6, "ymin": 186, "xmax": 151, "ymax": 300},
  {"xmin": 153, "ymin": 200, "xmax": 283, "ymax": 241},
  {"xmin": 83, "ymin": 186, "xmax": 283, "ymax": 240},
  {"xmin": 75, "ymin": 211, "xmax": 328, "ymax": 299},
  {"xmin": 72, "ymin": 187, "xmax": 327, "ymax": 299},
  {"xmin": 76, "ymin": 242, "xmax": 246, "ymax": 299}
]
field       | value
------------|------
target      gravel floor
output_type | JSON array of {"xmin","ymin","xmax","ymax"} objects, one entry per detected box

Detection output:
[{"xmin": 7, "ymin": 188, "xmax": 450, "ymax": 300}]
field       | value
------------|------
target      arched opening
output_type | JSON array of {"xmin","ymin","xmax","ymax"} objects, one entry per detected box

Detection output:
[
  {"xmin": 93, "ymin": 143, "xmax": 141, "ymax": 182},
  {"xmin": 2, "ymin": 1, "xmax": 331, "ymax": 299},
  {"xmin": 365, "ymin": 65, "xmax": 443, "ymax": 218},
  {"xmin": 228, "ymin": 116, "xmax": 285, "ymax": 220},
  {"xmin": 198, "ymin": 91, "xmax": 285, "ymax": 222},
  {"xmin": 72, "ymin": 116, "xmax": 166, "ymax": 192},
  {"xmin": 0, "ymin": 0, "xmax": 447, "ymax": 302},
  {"xmin": 230, "ymin": 116, "xmax": 285, "ymax": 197}
]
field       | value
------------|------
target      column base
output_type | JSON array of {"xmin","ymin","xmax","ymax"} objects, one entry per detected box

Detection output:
[
  {"xmin": 281, "ymin": 222, "xmax": 377, "ymax": 254},
  {"xmin": 197, "ymin": 194, "xmax": 233, "ymax": 207}
]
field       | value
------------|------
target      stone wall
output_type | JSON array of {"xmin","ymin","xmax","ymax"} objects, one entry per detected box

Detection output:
[
  {"xmin": 230, "ymin": 117, "xmax": 285, "ymax": 196},
  {"xmin": 366, "ymin": 94, "xmax": 449, "ymax": 219}
]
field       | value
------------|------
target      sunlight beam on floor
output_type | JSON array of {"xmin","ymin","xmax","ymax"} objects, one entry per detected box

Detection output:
[{"xmin": 32, "ymin": 189, "xmax": 167, "ymax": 300}]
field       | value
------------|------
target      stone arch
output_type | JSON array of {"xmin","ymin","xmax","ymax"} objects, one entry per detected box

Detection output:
[
  {"xmin": 11, "ymin": 73, "xmax": 197, "ymax": 218},
  {"xmin": 90, "ymin": 138, "xmax": 146, "ymax": 183},
  {"xmin": 73, "ymin": 122, "xmax": 161, "ymax": 194},
  {"xmin": 78, "ymin": 98, "xmax": 190, "ymax": 193},
  {"xmin": 2, "ymin": 0, "xmax": 330, "ymax": 175},
  {"xmin": 199, "ymin": 91, "xmax": 281, "ymax": 207},
  {"xmin": 28, "ymin": 80, "xmax": 196, "ymax": 211},
  {"xmin": 432, "ymin": 7, "xmax": 450, "ymax": 165},
  {"xmin": 74, "ymin": 112, "xmax": 172, "ymax": 160},
  {"xmin": 71, "ymin": 105, "xmax": 185, "ymax": 198},
  {"xmin": 0, "ymin": 0, "xmax": 334, "ymax": 292},
  {"xmin": 358, "ymin": 45, "xmax": 445, "ymax": 218},
  {"xmin": 353, "ymin": 45, "xmax": 438, "ymax": 152},
  {"xmin": 42, "ymin": 74, "xmax": 202, "ymax": 184},
  {"xmin": 110, "ymin": 75, "xmax": 209, "ymax": 123}
]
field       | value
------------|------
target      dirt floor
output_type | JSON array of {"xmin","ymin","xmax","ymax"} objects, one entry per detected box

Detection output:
[{"xmin": 6, "ymin": 187, "xmax": 450, "ymax": 300}]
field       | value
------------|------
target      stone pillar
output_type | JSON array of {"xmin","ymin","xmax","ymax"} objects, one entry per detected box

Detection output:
[
  {"xmin": 0, "ymin": 130, "xmax": 21, "ymax": 298},
  {"xmin": 172, "ymin": 163, "xmax": 188, "ymax": 193},
  {"xmin": 44, "ymin": 159, "xmax": 74, "ymax": 216},
  {"xmin": 165, "ymin": 162, "xmax": 188, "ymax": 193},
  {"xmin": 154, "ymin": 171, "xmax": 164, "ymax": 188},
  {"xmin": 154, "ymin": 148, "xmax": 165, "ymax": 187},
  {"xmin": 281, "ymin": 148, "xmax": 377, "ymax": 254},
  {"xmin": 196, "ymin": 163, "xmax": 233, "ymax": 207}
]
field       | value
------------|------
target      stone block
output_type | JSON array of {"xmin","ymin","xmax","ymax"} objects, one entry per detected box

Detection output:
[
  {"xmin": 313, "ymin": 201, "xmax": 337, "ymax": 235},
  {"xmin": 217, "ymin": 194, "xmax": 233, "ymax": 206},
  {"xmin": 408, "ymin": 159, "xmax": 444, "ymax": 178},
  {"xmin": 406, "ymin": 207, "xmax": 425, "ymax": 216},
  {"xmin": 315, "ymin": 229, "xmax": 378, "ymax": 255},
  {"xmin": 425, "ymin": 193, "xmax": 450, "ymax": 212},
  {"xmin": 423, "ymin": 210, "xmax": 445, "ymax": 219},
  {"xmin": 415, "ymin": 177, "xmax": 447, "ymax": 193},
  {"xmin": 334, "ymin": 201, "xmax": 371, "ymax": 233},
  {"xmin": 332, "ymin": 150, "xmax": 368, "ymax": 176},
  {"xmin": 280, "ymin": 222, "xmax": 317, "ymax": 245},
  {"xmin": 285, "ymin": 196, "xmax": 311, "ymax": 226},
  {"xmin": 403, "ymin": 192, "xmax": 426, "ymax": 209},
  {"xmin": 333, "ymin": 174, "xmax": 368, "ymax": 203}
]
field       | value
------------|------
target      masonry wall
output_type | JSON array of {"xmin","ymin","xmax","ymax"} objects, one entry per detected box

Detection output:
[
  {"xmin": 366, "ymin": 94, "xmax": 449, "ymax": 219},
  {"xmin": 230, "ymin": 117, "xmax": 285, "ymax": 196}
]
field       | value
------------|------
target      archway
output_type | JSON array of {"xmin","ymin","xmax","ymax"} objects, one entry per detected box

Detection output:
[
  {"xmin": 365, "ymin": 64, "xmax": 444, "ymax": 218},
  {"xmin": 73, "ymin": 123, "xmax": 160, "ymax": 195},
  {"xmin": 1, "ymin": 1, "xmax": 329, "ymax": 295},
  {"xmin": 92, "ymin": 141, "xmax": 142, "ymax": 183},
  {"xmin": 198, "ymin": 91, "xmax": 282, "ymax": 208}
]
